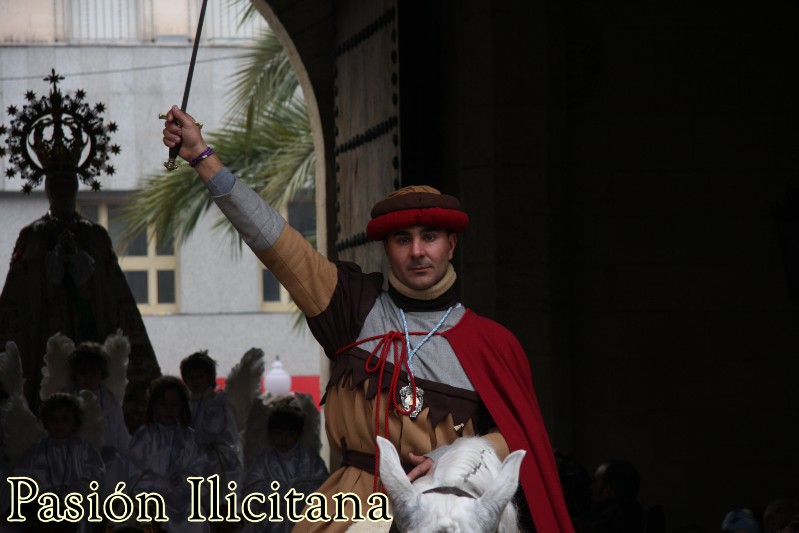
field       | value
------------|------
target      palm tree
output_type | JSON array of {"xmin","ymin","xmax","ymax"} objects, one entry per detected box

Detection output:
[{"xmin": 121, "ymin": 18, "xmax": 314, "ymax": 251}]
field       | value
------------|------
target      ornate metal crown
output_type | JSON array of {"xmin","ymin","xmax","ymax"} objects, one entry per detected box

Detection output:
[{"xmin": 0, "ymin": 69, "xmax": 120, "ymax": 193}]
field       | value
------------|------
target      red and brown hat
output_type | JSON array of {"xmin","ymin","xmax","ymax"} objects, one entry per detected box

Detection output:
[{"xmin": 366, "ymin": 185, "xmax": 469, "ymax": 240}]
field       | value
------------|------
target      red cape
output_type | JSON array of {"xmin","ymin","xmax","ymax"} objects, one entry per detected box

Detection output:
[{"xmin": 442, "ymin": 309, "xmax": 574, "ymax": 533}]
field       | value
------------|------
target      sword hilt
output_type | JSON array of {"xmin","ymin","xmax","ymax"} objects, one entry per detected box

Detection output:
[{"xmin": 159, "ymin": 112, "xmax": 203, "ymax": 171}]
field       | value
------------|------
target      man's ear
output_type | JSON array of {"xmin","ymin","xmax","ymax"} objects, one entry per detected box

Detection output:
[{"xmin": 448, "ymin": 233, "xmax": 458, "ymax": 259}]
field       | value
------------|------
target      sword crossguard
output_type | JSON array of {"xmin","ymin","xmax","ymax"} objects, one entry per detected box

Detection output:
[{"xmin": 158, "ymin": 112, "xmax": 202, "ymax": 129}]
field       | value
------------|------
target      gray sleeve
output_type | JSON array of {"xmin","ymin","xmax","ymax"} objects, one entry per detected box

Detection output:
[
  {"xmin": 206, "ymin": 167, "xmax": 236, "ymax": 196},
  {"xmin": 207, "ymin": 168, "xmax": 286, "ymax": 253}
]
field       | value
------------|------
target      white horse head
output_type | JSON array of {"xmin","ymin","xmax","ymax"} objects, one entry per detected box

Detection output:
[{"xmin": 376, "ymin": 436, "xmax": 526, "ymax": 533}]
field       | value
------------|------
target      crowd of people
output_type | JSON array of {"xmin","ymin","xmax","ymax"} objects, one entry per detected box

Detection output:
[
  {"xmin": 0, "ymin": 343, "xmax": 326, "ymax": 533},
  {"xmin": 555, "ymin": 450, "xmax": 798, "ymax": 533}
]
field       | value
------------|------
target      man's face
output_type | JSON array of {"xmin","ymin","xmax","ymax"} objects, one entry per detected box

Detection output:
[{"xmin": 383, "ymin": 226, "xmax": 457, "ymax": 291}]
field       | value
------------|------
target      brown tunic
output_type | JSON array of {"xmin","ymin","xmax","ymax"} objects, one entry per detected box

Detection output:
[
  {"xmin": 300, "ymin": 361, "xmax": 488, "ymax": 532},
  {"xmin": 292, "ymin": 261, "xmax": 495, "ymax": 532}
]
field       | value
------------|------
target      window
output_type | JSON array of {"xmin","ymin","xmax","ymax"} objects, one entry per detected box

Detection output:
[
  {"xmin": 261, "ymin": 193, "xmax": 316, "ymax": 312},
  {"xmin": 204, "ymin": 0, "xmax": 268, "ymax": 42},
  {"xmin": 60, "ymin": 0, "xmax": 144, "ymax": 42},
  {"xmin": 55, "ymin": 0, "xmax": 267, "ymax": 43},
  {"xmin": 79, "ymin": 201, "xmax": 179, "ymax": 315}
]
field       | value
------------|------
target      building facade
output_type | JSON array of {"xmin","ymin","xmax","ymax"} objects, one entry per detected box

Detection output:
[{"xmin": 0, "ymin": 0, "xmax": 321, "ymax": 401}]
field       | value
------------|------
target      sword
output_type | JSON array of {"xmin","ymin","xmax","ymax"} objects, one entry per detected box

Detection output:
[{"xmin": 163, "ymin": 0, "xmax": 210, "ymax": 171}]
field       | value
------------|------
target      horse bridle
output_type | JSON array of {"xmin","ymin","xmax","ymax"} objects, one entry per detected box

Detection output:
[{"xmin": 422, "ymin": 486, "xmax": 476, "ymax": 498}]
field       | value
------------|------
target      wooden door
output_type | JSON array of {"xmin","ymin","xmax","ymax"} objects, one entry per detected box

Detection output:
[{"xmin": 332, "ymin": 0, "xmax": 400, "ymax": 274}]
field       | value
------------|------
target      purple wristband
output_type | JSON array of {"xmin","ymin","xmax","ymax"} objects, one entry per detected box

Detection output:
[{"xmin": 189, "ymin": 146, "xmax": 214, "ymax": 167}]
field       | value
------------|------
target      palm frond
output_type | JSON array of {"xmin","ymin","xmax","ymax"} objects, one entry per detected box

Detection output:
[
  {"xmin": 118, "ymin": 165, "xmax": 214, "ymax": 249},
  {"xmin": 226, "ymin": 0, "xmax": 258, "ymax": 26},
  {"xmin": 120, "ymin": 12, "xmax": 316, "ymax": 333},
  {"xmin": 228, "ymin": 28, "xmax": 299, "ymax": 130},
  {"xmin": 210, "ymin": 99, "xmax": 314, "ymax": 251},
  {"xmin": 120, "ymin": 98, "xmax": 313, "ymax": 252}
]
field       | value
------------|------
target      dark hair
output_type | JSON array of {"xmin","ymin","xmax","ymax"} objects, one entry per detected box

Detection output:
[
  {"xmin": 179, "ymin": 351, "xmax": 217, "ymax": 382},
  {"xmin": 68, "ymin": 342, "xmax": 109, "ymax": 381},
  {"xmin": 765, "ymin": 498, "xmax": 799, "ymax": 533},
  {"xmin": 40, "ymin": 393, "xmax": 84, "ymax": 431},
  {"xmin": 268, "ymin": 409, "xmax": 305, "ymax": 434},
  {"xmin": 601, "ymin": 460, "xmax": 640, "ymax": 502},
  {"xmin": 145, "ymin": 376, "xmax": 191, "ymax": 426}
]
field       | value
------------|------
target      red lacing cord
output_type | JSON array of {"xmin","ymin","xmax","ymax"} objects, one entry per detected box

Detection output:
[{"xmin": 333, "ymin": 329, "xmax": 435, "ymax": 491}]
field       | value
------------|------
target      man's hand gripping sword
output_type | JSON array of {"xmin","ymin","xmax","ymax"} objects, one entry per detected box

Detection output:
[{"xmin": 161, "ymin": 0, "xmax": 209, "ymax": 171}]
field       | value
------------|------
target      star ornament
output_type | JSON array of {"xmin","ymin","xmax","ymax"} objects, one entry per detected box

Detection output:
[
  {"xmin": 44, "ymin": 69, "xmax": 64, "ymax": 86},
  {"xmin": 0, "ymin": 70, "xmax": 121, "ymax": 193}
]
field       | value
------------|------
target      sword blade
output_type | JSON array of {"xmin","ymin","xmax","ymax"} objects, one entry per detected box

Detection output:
[{"xmin": 165, "ymin": 0, "xmax": 210, "ymax": 170}]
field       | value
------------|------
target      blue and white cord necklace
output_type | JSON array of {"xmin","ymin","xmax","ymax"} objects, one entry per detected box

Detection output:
[{"xmin": 399, "ymin": 305, "xmax": 454, "ymax": 418}]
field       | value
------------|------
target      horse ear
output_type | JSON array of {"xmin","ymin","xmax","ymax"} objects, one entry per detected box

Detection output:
[
  {"xmin": 475, "ymin": 449, "xmax": 526, "ymax": 526},
  {"xmin": 376, "ymin": 436, "xmax": 418, "ymax": 516}
]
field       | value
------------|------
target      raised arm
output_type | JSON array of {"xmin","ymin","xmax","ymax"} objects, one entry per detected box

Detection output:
[{"xmin": 162, "ymin": 107, "xmax": 337, "ymax": 317}]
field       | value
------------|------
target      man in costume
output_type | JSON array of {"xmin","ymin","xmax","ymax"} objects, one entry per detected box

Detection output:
[{"xmin": 163, "ymin": 106, "xmax": 573, "ymax": 532}]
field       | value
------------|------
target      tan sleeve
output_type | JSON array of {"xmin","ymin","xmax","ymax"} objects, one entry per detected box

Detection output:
[
  {"xmin": 255, "ymin": 223, "xmax": 338, "ymax": 317},
  {"xmin": 484, "ymin": 428, "xmax": 510, "ymax": 460}
]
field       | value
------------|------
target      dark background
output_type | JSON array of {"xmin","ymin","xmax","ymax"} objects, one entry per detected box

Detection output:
[{"xmin": 258, "ymin": 0, "xmax": 799, "ymax": 529}]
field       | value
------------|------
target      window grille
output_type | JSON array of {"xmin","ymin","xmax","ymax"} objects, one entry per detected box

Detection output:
[
  {"xmin": 55, "ymin": 0, "xmax": 266, "ymax": 43},
  {"xmin": 58, "ymin": 0, "xmax": 143, "ymax": 42}
]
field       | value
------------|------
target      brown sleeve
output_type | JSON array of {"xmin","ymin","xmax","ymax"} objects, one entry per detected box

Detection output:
[
  {"xmin": 307, "ymin": 262, "xmax": 384, "ymax": 358},
  {"xmin": 254, "ymin": 223, "xmax": 338, "ymax": 317}
]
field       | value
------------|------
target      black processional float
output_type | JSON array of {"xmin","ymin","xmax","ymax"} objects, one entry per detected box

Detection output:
[{"xmin": 0, "ymin": 69, "xmax": 161, "ymax": 418}]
